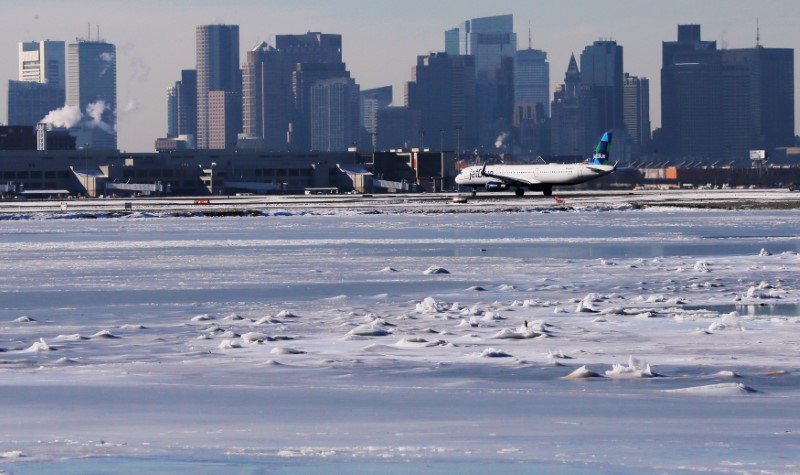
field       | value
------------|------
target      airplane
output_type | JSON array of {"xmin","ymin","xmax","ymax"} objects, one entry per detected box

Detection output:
[{"xmin": 454, "ymin": 131, "xmax": 616, "ymax": 197}]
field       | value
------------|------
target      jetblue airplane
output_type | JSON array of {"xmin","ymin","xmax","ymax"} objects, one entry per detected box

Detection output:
[{"xmin": 455, "ymin": 132, "xmax": 616, "ymax": 196}]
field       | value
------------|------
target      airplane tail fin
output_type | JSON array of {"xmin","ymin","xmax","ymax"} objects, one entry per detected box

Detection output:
[{"xmin": 589, "ymin": 131, "xmax": 612, "ymax": 165}]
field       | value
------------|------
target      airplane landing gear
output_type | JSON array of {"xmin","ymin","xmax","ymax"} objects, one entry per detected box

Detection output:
[
  {"xmin": 471, "ymin": 188, "xmax": 477, "ymax": 197},
  {"xmin": 543, "ymin": 187, "xmax": 553, "ymax": 197},
  {"xmin": 515, "ymin": 188, "xmax": 525, "ymax": 197}
]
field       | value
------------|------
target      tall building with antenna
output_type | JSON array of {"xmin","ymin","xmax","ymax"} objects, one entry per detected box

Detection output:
[
  {"xmin": 66, "ymin": 28, "xmax": 117, "ymax": 150},
  {"xmin": 660, "ymin": 24, "xmax": 793, "ymax": 164},
  {"xmin": 515, "ymin": 26, "xmax": 549, "ymax": 118}
]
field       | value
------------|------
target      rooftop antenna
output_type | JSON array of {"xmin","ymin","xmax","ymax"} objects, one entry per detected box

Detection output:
[
  {"xmin": 87, "ymin": 22, "xmax": 91, "ymax": 41},
  {"xmin": 528, "ymin": 21, "xmax": 532, "ymax": 49},
  {"xmin": 97, "ymin": 24, "xmax": 100, "ymax": 41},
  {"xmin": 756, "ymin": 17, "xmax": 761, "ymax": 47}
]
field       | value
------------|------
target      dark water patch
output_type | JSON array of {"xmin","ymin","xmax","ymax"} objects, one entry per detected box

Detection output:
[{"xmin": 683, "ymin": 303, "xmax": 800, "ymax": 317}]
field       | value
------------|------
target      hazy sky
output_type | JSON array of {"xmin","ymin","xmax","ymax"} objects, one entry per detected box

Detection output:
[{"xmin": 2, "ymin": 0, "xmax": 798, "ymax": 151}]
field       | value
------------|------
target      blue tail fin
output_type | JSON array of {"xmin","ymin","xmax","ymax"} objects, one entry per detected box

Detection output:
[{"xmin": 589, "ymin": 131, "xmax": 612, "ymax": 165}]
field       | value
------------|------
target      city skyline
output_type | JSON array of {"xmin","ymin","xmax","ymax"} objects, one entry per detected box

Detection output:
[{"xmin": 1, "ymin": 0, "xmax": 798, "ymax": 152}]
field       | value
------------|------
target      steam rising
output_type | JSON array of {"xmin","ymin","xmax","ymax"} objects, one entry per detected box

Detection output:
[
  {"xmin": 495, "ymin": 132, "xmax": 510, "ymax": 149},
  {"xmin": 41, "ymin": 105, "xmax": 83, "ymax": 129},
  {"xmin": 40, "ymin": 100, "xmax": 116, "ymax": 135}
]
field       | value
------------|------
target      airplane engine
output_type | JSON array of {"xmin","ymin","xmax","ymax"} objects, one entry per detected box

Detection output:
[{"xmin": 485, "ymin": 182, "xmax": 508, "ymax": 192}]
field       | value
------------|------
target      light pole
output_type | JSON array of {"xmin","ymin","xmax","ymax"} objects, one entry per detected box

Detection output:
[
  {"xmin": 455, "ymin": 127, "xmax": 462, "ymax": 160},
  {"xmin": 210, "ymin": 162, "xmax": 216, "ymax": 195},
  {"xmin": 439, "ymin": 129, "xmax": 444, "ymax": 152}
]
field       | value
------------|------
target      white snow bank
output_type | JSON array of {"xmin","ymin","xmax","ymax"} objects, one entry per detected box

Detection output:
[
  {"xmin": 491, "ymin": 327, "xmax": 541, "ymax": 340},
  {"xmin": 217, "ymin": 339, "xmax": 242, "ymax": 350},
  {"xmin": 665, "ymin": 383, "xmax": 757, "ymax": 395},
  {"xmin": 241, "ymin": 332, "xmax": 268, "ymax": 343},
  {"xmin": 416, "ymin": 297, "xmax": 444, "ymax": 313},
  {"xmin": 479, "ymin": 347, "xmax": 512, "ymax": 358},
  {"xmin": 54, "ymin": 334, "xmax": 87, "ymax": 341},
  {"xmin": 575, "ymin": 301, "xmax": 597, "ymax": 313},
  {"xmin": 90, "ymin": 330, "xmax": 119, "ymax": 339},
  {"xmin": 270, "ymin": 347, "xmax": 305, "ymax": 355},
  {"xmin": 347, "ymin": 323, "xmax": 392, "ymax": 337},
  {"xmin": 254, "ymin": 316, "xmax": 282, "ymax": 324},
  {"xmin": 694, "ymin": 260, "xmax": 710, "ymax": 272},
  {"xmin": 604, "ymin": 356, "xmax": 660, "ymax": 379},
  {"xmin": 223, "ymin": 314, "xmax": 246, "ymax": 322},
  {"xmin": 424, "ymin": 265, "xmax": 450, "ymax": 275},
  {"xmin": 711, "ymin": 370, "xmax": 742, "ymax": 378}
]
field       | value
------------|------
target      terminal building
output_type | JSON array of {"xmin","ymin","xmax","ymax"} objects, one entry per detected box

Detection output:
[{"xmin": 0, "ymin": 127, "xmax": 458, "ymax": 198}]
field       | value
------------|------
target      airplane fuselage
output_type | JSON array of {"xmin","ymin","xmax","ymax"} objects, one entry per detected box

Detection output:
[{"xmin": 455, "ymin": 162, "xmax": 616, "ymax": 195}]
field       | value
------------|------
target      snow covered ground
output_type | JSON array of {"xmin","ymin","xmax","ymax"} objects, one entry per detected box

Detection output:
[{"xmin": 0, "ymin": 193, "xmax": 799, "ymax": 474}]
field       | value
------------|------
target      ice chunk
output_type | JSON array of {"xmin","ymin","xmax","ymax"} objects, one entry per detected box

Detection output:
[
  {"xmin": 270, "ymin": 347, "xmax": 305, "ymax": 355},
  {"xmin": 241, "ymin": 332, "xmax": 267, "ymax": 343},
  {"xmin": 424, "ymin": 265, "xmax": 450, "ymax": 275},
  {"xmin": 563, "ymin": 365, "xmax": 603, "ymax": 379},
  {"xmin": 479, "ymin": 348, "xmax": 512, "ymax": 358},
  {"xmin": 491, "ymin": 327, "xmax": 541, "ymax": 339},
  {"xmin": 415, "ymin": 297, "xmax": 444, "ymax": 313},
  {"xmin": 604, "ymin": 356, "xmax": 659, "ymax": 378},
  {"xmin": 23, "ymin": 338, "xmax": 53, "ymax": 352},
  {"xmin": 665, "ymin": 383, "xmax": 757, "ymax": 395}
]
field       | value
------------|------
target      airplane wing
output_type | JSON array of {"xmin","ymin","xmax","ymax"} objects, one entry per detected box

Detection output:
[{"xmin": 481, "ymin": 164, "xmax": 541, "ymax": 186}]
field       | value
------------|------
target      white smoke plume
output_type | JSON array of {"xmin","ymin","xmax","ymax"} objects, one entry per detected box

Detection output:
[
  {"xmin": 495, "ymin": 131, "xmax": 510, "ymax": 149},
  {"xmin": 122, "ymin": 97, "xmax": 139, "ymax": 113},
  {"xmin": 99, "ymin": 52, "xmax": 115, "ymax": 78},
  {"xmin": 85, "ymin": 100, "xmax": 115, "ymax": 134},
  {"xmin": 40, "ymin": 105, "xmax": 83, "ymax": 129}
]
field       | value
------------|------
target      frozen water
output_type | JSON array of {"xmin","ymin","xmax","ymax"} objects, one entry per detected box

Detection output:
[{"xmin": 1, "ymin": 202, "xmax": 799, "ymax": 473}]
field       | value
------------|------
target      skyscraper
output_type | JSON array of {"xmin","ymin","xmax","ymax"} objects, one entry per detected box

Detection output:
[
  {"xmin": 19, "ymin": 41, "xmax": 65, "ymax": 86},
  {"xmin": 242, "ymin": 42, "xmax": 286, "ymax": 149},
  {"xmin": 623, "ymin": 73, "xmax": 650, "ymax": 148},
  {"xmin": 406, "ymin": 52, "xmax": 477, "ymax": 151},
  {"xmin": 240, "ymin": 32, "xmax": 346, "ymax": 151},
  {"xmin": 580, "ymin": 40, "xmax": 624, "ymax": 136},
  {"xmin": 176, "ymin": 70, "xmax": 197, "ymax": 142},
  {"xmin": 166, "ymin": 85, "xmax": 178, "ymax": 138},
  {"xmin": 7, "ymin": 40, "xmax": 65, "ymax": 127},
  {"xmin": 196, "ymin": 24, "xmax": 240, "ymax": 149},
  {"xmin": 275, "ymin": 33, "xmax": 342, "ymax": 66},
  {"xmin": 310, "ymin": 77, "xmax": 360, "ymax": 151},
  {"xmin": 660, "ymin": 24, "xmax": 722, "ymax": 161},
  {"xmin": 276, "ymin": 33, "xmax": 345, "ymax": 152},
  {"xmin": 550, "ymin": 54, "xmax": 598, "ymax": 156},
  {"xmin": 208, "ymin": 90, "xmax": 242, "ymax": 150},
  {"xmin": 66, "ymin": 39, "xmax": 117, "ymax": 149},
  {"xmin": 721, "ymin": 47, "xmax": 794, "ymax": 159},
  {"xmin": 360, "ymin": 86, "xmax": 392, "ymax": 149},
  {"xmin": 445, "ymin": 14, "xmax": 516, "ymax": 148},
  {"xmin": 515, "ymin": 47, "xmax": 550, "ymax": 119}
]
